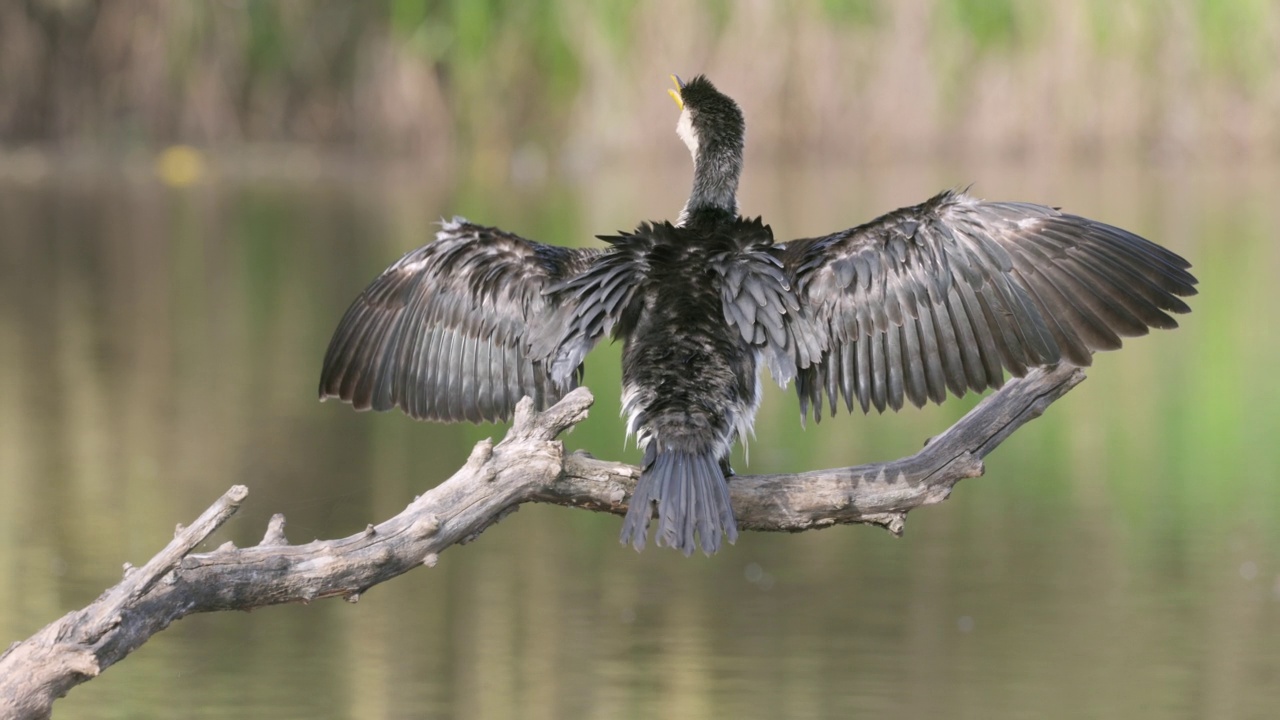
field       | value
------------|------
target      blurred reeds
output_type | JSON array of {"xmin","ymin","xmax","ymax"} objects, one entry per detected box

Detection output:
[{"xmin": 0, "ymin": 0, "xmax": 1277, "ymax": 170}]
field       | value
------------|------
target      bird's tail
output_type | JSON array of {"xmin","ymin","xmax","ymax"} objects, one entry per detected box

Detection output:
[{"xmin": 620, "ymin": 445, "xmax": 738, "ymax": 556}]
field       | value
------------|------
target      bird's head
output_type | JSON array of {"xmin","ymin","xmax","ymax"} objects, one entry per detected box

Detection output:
[{"xmin": 668, "ymin": 74, "xmax": 744, "ymax": 163}]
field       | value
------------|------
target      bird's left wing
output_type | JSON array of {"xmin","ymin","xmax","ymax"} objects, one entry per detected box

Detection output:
[
  {"xmin": 535, "ymin": 225, "xmax": 658, "ymax": 379},
  {"xmin": 319, "ymin": 219, "xmax": 600, "ymax": 423}
]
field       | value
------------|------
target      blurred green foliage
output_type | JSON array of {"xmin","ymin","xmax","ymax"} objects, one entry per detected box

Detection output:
[
  {"xmin": 947, "ymin": 0, "xmax": 1024, "ymax": 50},
  {"xmin": 1193, "ymin": 0, "xmax": 1274, "ymax": 84},
  {"xmin": 820, "ymin": 0, "xmax": 881, "ymax": 27},
  {"xmin": 0, "ymin": 0, "xmax": 1277, "ymax": 159}
]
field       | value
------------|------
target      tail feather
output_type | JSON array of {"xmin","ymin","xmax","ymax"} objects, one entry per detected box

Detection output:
[{"xmin": 620, "ymin": 447, "xmax": 738, "ymax": 556}]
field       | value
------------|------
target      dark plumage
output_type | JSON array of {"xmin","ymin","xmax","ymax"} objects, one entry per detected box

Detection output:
[
  {"xmin": 319, "ymin": 75, "xmax": 1197, "ymax": 556},
  {"xmin": 319, "ymin": 222, "xmax": 596, "ymax": 423},
  {"xmin": 780, "ymin": 193, "xmax": 1197, "ymax": 420}
]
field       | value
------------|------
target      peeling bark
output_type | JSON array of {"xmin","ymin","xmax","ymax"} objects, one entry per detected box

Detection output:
[{"xmin": 0, "ymin": 364, "xmax": 1084, "ymax": 720}]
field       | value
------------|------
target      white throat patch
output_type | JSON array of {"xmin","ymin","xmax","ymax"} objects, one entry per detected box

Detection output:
[{"xmin": 676, "ymin": 108, "xmax": 698, "ymax": 160}]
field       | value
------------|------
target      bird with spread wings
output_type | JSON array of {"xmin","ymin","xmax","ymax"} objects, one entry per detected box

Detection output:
[{"xmin": 320, "ymin": 76, "xmax": 1196, "ymax": 556}]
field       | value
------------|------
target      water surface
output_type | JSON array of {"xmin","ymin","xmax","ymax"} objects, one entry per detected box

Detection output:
[{"xmin": 1, "ymin": 161, "xmax": 1277, "ymax": 719}]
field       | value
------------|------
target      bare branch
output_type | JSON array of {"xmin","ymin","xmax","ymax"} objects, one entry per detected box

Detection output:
[
  {"xmin": 0, "ymin": 365, "xmax": 1082, "ymax": 719},
  {"xmin": 541, "ymin": 364, "xmax": 1084, "ymax": 534}
]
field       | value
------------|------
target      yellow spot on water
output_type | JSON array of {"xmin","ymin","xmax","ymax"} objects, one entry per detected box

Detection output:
[{"xmin": 155, "ymin": 145, "xmax": 205, "ymax": 187}]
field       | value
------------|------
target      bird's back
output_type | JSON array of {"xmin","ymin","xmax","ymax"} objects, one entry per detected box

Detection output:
[{"xmin": 619, "ymin": 217, "xmax": 762, "ymax": 456}]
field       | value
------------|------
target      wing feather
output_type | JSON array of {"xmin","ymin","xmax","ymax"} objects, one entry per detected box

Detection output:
[
  {"xmin": 914, "ymin": 299, "xmax": 947, "ymax": 404},
  {"xmin": 900, "ymin": 317, "xmax": 927, "ymax": 409},
  {"xmin": 705, "ymin": 218, "xmax": 799, "ymax": 383},
  {"xmin": 537, "ymin": 228, "xmax": 655, "ymax": 380},
  {"xmin": 318, "ymin": 219, "xmax": 600, "ymax": 422},
  {"xmin": 780, "ymin": 190, "xmax": 1197, "ymax": 421}
]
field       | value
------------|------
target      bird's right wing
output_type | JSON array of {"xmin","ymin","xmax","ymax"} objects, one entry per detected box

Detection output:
[
  {"xmin": 705, "ymin": 217, "xmax": 800, "ymax": 384},
  {"xmin": 319, "ymin": 219, "xmax": 600, "ymax": 423},
  {"xmin": 778, "ymin": 190, "xmax": 1198, "ymax": 421}
]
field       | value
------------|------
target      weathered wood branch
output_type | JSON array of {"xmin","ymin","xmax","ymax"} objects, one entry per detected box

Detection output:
[{"xmin": 0, "ymin": 364, "xmax": 1083, "ymax": 720}]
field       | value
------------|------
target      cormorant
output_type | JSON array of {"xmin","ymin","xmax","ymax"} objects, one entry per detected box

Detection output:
[{"xmin": 319, "ymin": 75, "xmax": 1197, "ymax": 556}]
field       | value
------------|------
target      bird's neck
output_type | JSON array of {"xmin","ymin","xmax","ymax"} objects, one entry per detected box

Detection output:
[{"xmin": 678, "ymin": 142, "xmax": 742, "ymax": 226}]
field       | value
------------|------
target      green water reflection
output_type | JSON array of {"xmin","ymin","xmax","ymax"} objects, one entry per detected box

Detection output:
[{"xmin": 1, "ymin": 163, "xmax": 1277, "ymax": 719}]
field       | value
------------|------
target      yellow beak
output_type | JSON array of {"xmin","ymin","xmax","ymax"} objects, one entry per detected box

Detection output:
[{"xmin": 668, "ymin": 74, "xmax": 684, "ymax": 110}]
